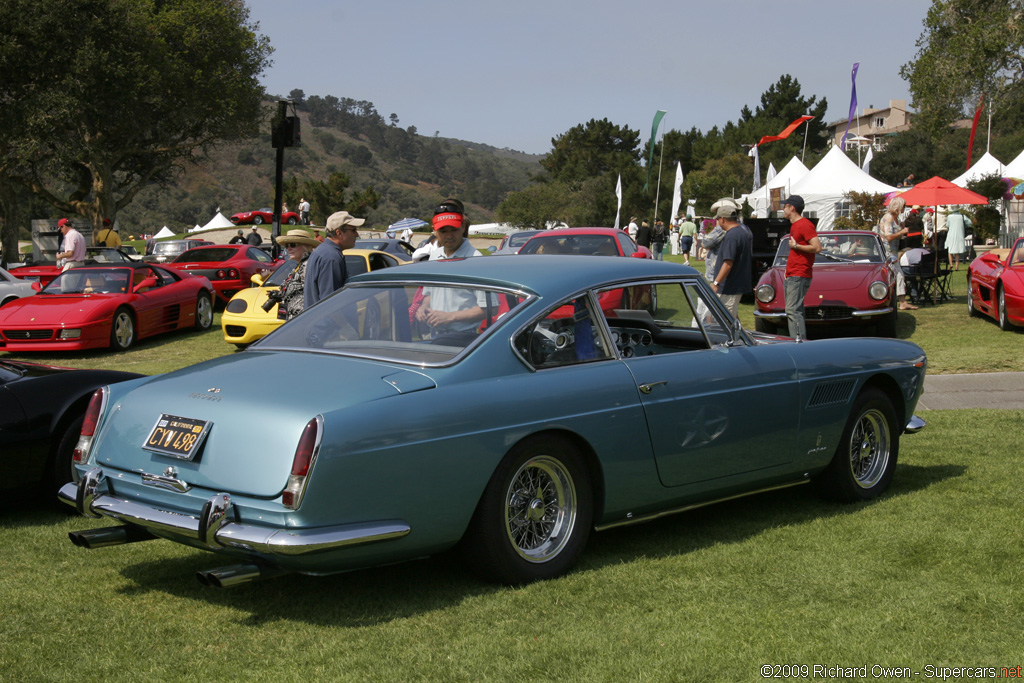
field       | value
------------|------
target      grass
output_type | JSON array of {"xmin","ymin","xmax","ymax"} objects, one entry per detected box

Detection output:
[
  {"xmin": 1, "ymin": 409, "xmax": 1020, "ymax": 681},
  {"xmin": 3, "ymin": 257, "xmax": 1021, "ymax": 376}
]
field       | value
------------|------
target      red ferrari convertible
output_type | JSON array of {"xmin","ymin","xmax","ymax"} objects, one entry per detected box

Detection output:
[
  {"xmin": 967, "ymin": 237, "xmax": 1024, "ymax": 330},
  {"xmin": 753, "ymin": 230, "xmax": 898, "ymax": 337},
  {"xmin": 164, "ymin": 244, "xmax": 278, "ymax": 304},
  {"xmin": 229, "ymin": 207, "xmax": 300, "ymax": 225},
  {"xmin": 8, "ymin": 247, "xmax": 137, "ymax": 287},
  {"xmin": 0, "ymin": 264, "xmax": 214, "ymax": 351}
]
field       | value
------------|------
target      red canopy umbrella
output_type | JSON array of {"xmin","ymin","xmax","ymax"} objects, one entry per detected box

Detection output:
[{"xmin": 897, "ymin": 176, "xmax": 989, "ymax": 206}]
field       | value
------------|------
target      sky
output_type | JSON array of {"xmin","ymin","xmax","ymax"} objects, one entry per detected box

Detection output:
[{"xmin": 246, "ymin": 0, "xmax": 934, "ymax": 156}]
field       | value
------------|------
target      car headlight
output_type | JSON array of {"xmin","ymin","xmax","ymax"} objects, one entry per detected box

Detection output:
[
  {"xmin": 225, "ymin": 298, "xmax": 248, "ymax": 314},
  {"xmin": 755, "ymin": 284, "xmax": 776, "ymax": 303},
  {"xmin": 869, "ymin": 280, "xmax": 889, "ymax": 301}
]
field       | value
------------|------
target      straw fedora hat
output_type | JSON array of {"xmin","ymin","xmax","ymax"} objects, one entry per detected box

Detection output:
[{"xmin": 276, "ymin": 229, "xmax": 318, "ymax": 249}]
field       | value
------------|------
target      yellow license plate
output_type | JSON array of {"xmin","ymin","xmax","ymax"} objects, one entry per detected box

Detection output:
[{"xmin": 143, "ymin": 414, "xmax": 212, "ymax": 460}]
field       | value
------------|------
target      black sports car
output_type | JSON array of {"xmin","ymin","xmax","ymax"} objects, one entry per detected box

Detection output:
[{"xmin": 0, "ymin": 359, "xmax": 142, "ymax": 503}]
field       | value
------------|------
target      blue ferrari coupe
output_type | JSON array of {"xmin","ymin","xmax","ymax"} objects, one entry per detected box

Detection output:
[{"xmin": 60, "ymin": 256, "xmax": 927, "ymax": 586}]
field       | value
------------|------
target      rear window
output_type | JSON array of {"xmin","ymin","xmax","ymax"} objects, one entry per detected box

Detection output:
[
  {"xmin": 257, "ymin": 282, "xmax": 528, "ymax": 365},
  {"xmin": 174, "ymin": 248, "xmax": 236, "ymax": 263},
  {"xmin": 520, "ymin": 235, "xmax": 618, "ymax": 257}
]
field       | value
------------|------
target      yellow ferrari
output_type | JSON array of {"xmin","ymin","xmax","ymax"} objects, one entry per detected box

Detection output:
[{"xmin": 221, "ymin": 248, "xmax": 408, "ymax": 347}]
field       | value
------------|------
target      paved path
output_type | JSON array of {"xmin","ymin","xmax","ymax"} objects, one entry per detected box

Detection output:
[{"xmin": 920, "ymin": 372, "xmax": 1024, "ymax": 410}]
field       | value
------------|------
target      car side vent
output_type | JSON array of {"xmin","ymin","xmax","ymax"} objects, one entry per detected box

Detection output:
[{"xmin": 807, "ymin": 379, "xmax": 856, "ymax": 408}]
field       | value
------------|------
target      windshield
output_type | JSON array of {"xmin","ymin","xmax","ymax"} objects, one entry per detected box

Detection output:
[
  {"xmin": 258, "ymin": 282, "xmax": 528, "ymax": 365},
  {"xmin": 263, "ymin": 259, "xmax": 298, "ymax": 287},
  {"xmin": 520, "ymin": 234, "xmax": 619, "ymax": 256},
  {"xmin": 154, "ymin": 242, "xmax": 187, "ymax": 255},
  {"xmin": 174, "ymin": 247, "xmax": 236, "ymax": 263},
  {"xmin": 508, "ymin": 232, "xmax": 538, "ymax": 248},
  {"xmin": 41, "ymin": 268, "xmax": 130, "ymax": 295},
  {"xmin": 773, "ymin": 232, "xmax": 883, "ymax": 266}
]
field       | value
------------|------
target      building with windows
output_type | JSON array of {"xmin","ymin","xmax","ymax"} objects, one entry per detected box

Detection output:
[{"xmin": 826, "ymin": 100, "xmax": 914, "ymax": 151}]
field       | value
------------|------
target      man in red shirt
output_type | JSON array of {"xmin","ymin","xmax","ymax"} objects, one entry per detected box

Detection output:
[{"xmin": 782, "ymin": 196, "xmax": 821, "ymax": 340}]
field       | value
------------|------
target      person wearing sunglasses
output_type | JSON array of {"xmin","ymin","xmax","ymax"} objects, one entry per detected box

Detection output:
[
  {"xmin": 414, "ymin": 199, "xmax": 488, "ymax": 335},
  {"xmin": 303, "ymin": 210, "xmax": 364, "ymax": 309}
]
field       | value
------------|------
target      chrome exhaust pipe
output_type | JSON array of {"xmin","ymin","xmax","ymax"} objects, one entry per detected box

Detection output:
[
  {"xmin": 195, "ymin": 563, "xmax": 289, "ymax": 588},
  {"xmin": 68, "ymin": 524, "xmax": 156, "ymax": 549}
]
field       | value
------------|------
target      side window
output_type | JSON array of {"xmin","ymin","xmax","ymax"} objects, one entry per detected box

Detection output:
[
  {"xmin": 514, "ymin": 295, "xmax": 613, "ymax": 369},
  {"xmin": 617, "ymin": 232, "xmax": 637, "ymax": 256},
  {"xmin": 345, "ymin": 255, "xmax": 369, "ymax": 277},
  {"xmin": 248, "ymin": 248, "xmax": 271, "ymax": 262},
  {"xmin": 597, "ymin": 280, "xmax": 734, "ymax": 356},
  {"xmin": 368, "ymin": 253, "xmax": 393, "ymax": 271}
]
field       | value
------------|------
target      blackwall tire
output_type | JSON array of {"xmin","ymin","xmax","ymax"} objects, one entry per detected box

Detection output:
[
  {"xmin": 462, "ymin": 435, "xmax": 593, "ymax": 584},
  {"xmin": 195, "ymin": 292, "xmax": 213, "ymax": 330},
  {"xmin": 816, "ymin": 388, "xmax": 899, "ymax": 502},
  {"xmin": 110, "ymin": 308, "xmax": 136, "ymax": 350}
]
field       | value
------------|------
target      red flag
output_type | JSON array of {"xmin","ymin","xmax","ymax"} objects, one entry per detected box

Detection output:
[
  {"xmin": 756, "ymin": 115, "xmax": 814, "ymax": 147},
  {"xmin": 966, "ymin": 94, "xmax": 984, "ymax": 170}
]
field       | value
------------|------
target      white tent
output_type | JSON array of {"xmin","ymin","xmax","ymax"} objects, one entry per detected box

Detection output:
[
  {"xmin": 745, "ymin": 156, "xmax": 810, "ymax": 217},
  {"xmin": 154, "ymin": 226, "xmax": 176, "ymax": 239},
  {"xmin": 1001, "ymin": 148, "xmax": 1024, "ymax": 179},
  {"xmin": 194, "ymin": 211, "xmax": 234, "ymax": 232},
  {"xmin": 787, "ymin": 146, "xmax": 898, "ymax": 231},
  {"xmin": 952, "ymin": 151, "xmax": 1004, "ymax": 187}
]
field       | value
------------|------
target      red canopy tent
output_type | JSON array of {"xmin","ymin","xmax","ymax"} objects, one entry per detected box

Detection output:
[{"xmin": 897, "ymin": 176, "xmax": 989, "ymax": 207}]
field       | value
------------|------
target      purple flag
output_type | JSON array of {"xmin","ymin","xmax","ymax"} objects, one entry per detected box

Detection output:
[{"xmin": 840, "ymin": 63, "xmax": 860, "ymax": 152}]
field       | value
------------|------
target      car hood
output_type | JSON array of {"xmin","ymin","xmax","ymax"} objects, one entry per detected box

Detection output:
[
  {"xmin": 96, "ymin": 351, "xmax": 437, "ymax": 497},
  {"xmin": 808, "ymin": 263, "xmax": 884, "ymax": 293},
  {"xmin": 0, "ymin": 295, "xmax": 116, "ymax": 324}
]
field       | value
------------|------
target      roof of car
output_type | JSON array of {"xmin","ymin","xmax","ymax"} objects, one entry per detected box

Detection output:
[{"xmin": 352, "ymin": 254, "xmax": 697, "ymax": 295}]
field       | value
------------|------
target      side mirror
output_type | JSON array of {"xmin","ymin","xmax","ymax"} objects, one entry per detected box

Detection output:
[
  {"xmin": 133, "ymin": 277, "xmax": 158, "ymax": 293},
  {"xmin": 487, "ymin": 245, "xmax": 497, "ymax": 253},
  {"xmin": 630, "ymin": 252, "xmax": 647, "ymax": 259},
  {"xmin": 251, "ymin": 273, "xmax": 265, "ymax": 286},
  {"xmin": 31, "ymin": 281, "xmax": 41, "ymax": 292}
]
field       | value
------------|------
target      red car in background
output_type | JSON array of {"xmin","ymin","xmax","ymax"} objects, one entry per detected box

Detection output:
[
  {"xmin": 0, "ymin": 264, "xmax": 213, "ymax": 351},
  {"xmin": 753, "ymin": 230, "xmax": 898, "ymax": 337},
  {"xmin": 518, "ymin": 228, "xmax": 655, "ymax": 315},
  {"xmin": 968, "ymin": 236, "xmax": 1024, "ymax": 330},
  {"xmin": 165, "ymin": 244, "xmax": 278, "ymax": 305},
  {"xmin": 229, "ymin": 207, "xmax": 300, "ymax": 226}
]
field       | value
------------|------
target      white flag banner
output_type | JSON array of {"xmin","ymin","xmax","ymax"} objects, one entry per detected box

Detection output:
[
  {"xmin": 862, "ymin": 147, "xmax": 874, "ymax": 174},
  {"xmin": 766, "ymin": 162, "xmax": 777, "ymax": 184},
  {"xmin": 670, "ymin": 162, "xmax": 684, "ymax": 223},
  {"xmin": 613, "ymin": 173, "xmax": 623, "ymax": 230},
  {"xmin": 749, "ymin": 145, "xmax": 761, "ymax": 191}
]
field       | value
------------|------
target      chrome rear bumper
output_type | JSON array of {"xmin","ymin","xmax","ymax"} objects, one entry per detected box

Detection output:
[{"xmin": 59, "ymin": 468, "xmax": 410, "ymax": 556}]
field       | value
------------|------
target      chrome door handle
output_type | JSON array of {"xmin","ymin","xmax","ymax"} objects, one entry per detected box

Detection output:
[{"xmin": 639, "ymin": 380, "xmax": 668, "ymax": 394}]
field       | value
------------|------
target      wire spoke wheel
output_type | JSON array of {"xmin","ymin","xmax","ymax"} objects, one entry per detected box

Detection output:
[
  {"xmin": 504, "ymin": 456, "xmax": 576, "ymax": 562},
  {"xmin": 847, "ymin": 408, "xmax": 891, "ymax": 489}
]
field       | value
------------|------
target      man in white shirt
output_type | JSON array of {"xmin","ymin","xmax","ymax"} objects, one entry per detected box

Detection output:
[
  {"xmin": 415, "ymin": 199, "xmax": 488, "ymax": 333},
  {"xmin": 56, "ymin": 218, "xmax": 86, "ymax": 271}
]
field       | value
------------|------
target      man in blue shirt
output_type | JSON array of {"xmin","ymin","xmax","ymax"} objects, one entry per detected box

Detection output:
[
  {"xmin": 303, "ymin": 210, "xmax": 363, "ymax": 309},
  {"xmin": 709, "ymin": 202, "xmax": 752, "ymax": 320}
]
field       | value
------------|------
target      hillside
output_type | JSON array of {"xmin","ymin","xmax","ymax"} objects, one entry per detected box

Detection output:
[{"xmin": 116, "ymin": 98, "xmax": 544, "ymax": 235}]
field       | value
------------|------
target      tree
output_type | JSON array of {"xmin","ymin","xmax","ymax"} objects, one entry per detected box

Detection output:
[
  {"xmin": 289, "ymin": 89, "xmax": 306, "ymax": 106},
  {"xmin": 541, "ymin": 119, "xmax": 641, "ymax": 184},
  {"xmin": 0, "ymin": 0, "xmax": 272, "ymax": 244},
  {"xmin": 901, "ymin": 0, "xmax": 1024, "ymax": 139}
]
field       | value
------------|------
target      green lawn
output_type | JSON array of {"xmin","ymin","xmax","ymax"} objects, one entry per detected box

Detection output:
[{"xmin": 0, "ymin": 409, "xmax": 1019, "ymax": 680}]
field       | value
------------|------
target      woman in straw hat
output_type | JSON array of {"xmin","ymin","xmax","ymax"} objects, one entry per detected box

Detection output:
[{"xmin": 276, "ymin": 229, "xmax": 319, "ymax": 320}]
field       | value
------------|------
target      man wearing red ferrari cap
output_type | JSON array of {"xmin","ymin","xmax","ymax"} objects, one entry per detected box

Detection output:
[
  {"xmin": 414, "ymin": 199, "xmax": 487, "ymax": 333},
  {"xmin": 428, "ymin": 198, "xmax": 479, "ymax": 261}
]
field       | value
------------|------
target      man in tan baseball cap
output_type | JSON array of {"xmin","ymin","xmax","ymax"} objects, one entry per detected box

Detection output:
[{"xmin": 304, "ymin": 211, "xmax": 365, "ymax": 308}]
